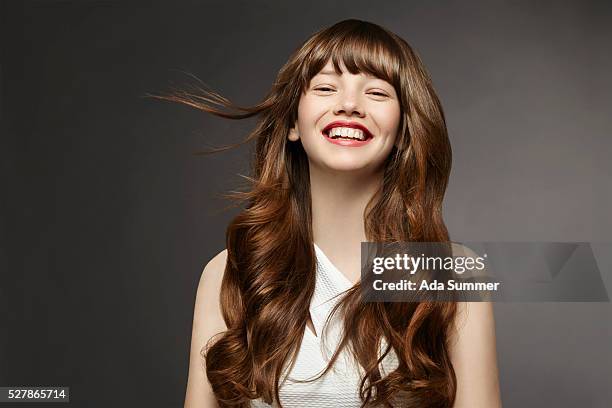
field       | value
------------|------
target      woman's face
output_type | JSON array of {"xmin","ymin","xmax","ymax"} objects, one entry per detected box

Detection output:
[{"xmin": 290, "ymin": 60, "xmax": 401, "ymax": 175}]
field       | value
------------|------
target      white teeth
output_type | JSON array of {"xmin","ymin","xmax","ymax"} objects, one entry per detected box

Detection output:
[{"xmin": 327, "ymin": 127, "xmax": 366, "ymax": 140}]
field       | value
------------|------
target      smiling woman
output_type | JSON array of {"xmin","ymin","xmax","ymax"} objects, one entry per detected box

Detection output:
[
  {"xmin": 289, "ymin": 60, "xmax": 401, "ymax": 172},
  {"xmin": 153, "ymin": 18, "xmax": 501, "ymax": 408}
]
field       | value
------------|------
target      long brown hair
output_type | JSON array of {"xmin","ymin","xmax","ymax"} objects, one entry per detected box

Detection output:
[{"xmin": 153, "ymin": 19, "xmax": 456, "ymax": 408}]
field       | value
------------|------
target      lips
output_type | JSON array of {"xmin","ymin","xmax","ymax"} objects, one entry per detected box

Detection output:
[{"xmin": 321, "ymin": 121, "xmax": 374, "ymax": 139}]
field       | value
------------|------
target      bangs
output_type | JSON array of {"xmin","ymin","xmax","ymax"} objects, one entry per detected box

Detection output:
[{"xmin": 299, "ymin": 21, "xmax": 404, "ymax": 93}]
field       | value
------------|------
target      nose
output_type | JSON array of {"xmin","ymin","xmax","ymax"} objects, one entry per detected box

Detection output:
[{"xmin": 333, "ymin": 91, "xmax": 365, "ymax": 117}]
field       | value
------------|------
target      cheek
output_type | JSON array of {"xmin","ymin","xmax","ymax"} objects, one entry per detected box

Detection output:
[
  {"xmin": 374, "ymin": 104, "xmax": 402, "ymax": 135},
  {"xmin": 297, "ymin": 97, "xmax": 325, "ymax": 131}
]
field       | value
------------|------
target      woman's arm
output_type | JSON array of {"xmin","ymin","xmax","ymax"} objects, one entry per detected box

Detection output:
[
  {"xmin": 184, "ymin": 249, "xmax": 229, "ymax": 408},
  {"xmin": 449, "ymin": 301, "xmax": 502, "ymax": 408}
]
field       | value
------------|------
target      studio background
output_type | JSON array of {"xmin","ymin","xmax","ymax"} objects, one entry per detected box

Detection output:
[{"xmin": 1, "ymin": 1, "xmax": 611, "ymax": 407}]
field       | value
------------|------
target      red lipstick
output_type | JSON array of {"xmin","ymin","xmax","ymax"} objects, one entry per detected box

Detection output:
[{"xmin": 321, "ymin": 121, "xmax": 374, "ymax": 147}]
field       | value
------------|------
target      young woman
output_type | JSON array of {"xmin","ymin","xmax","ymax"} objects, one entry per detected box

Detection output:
[{"xmin": 170, "ymin": 19, "xmax": 501, "ymax": 408}]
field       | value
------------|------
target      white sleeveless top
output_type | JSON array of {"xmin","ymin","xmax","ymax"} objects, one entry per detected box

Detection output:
[{"xmin": 250, "ymin": 243, "xmax": 399, "ymax": 407}]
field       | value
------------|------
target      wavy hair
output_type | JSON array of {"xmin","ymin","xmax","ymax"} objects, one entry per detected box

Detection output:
[{"xmin": 153, "ymin": 19, "xmax": 456, "ymax": 408}]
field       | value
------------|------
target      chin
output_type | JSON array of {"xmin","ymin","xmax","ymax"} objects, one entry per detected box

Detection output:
[{"xmin": 322, "ymin": 162, "xmax": 376, "ymax": 174}]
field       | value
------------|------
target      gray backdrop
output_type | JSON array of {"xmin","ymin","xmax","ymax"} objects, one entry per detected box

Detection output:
[{"xmin": 1, "ymin": 0, "xmax": 610, "ymax": 407}]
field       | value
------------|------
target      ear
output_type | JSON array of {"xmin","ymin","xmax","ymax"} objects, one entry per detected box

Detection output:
[{"xmin": 288, "ymin": 124, "xmax": 300, "ymax": 142}]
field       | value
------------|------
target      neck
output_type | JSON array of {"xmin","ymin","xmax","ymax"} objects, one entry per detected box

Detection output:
[{"xmin": 310, "ymin": 164, "xmax": 382, "ymax": 252}]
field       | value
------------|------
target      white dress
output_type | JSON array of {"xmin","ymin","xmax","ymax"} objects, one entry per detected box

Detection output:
[{"xmin": 250, "ymin": 243, "xmax": 399, "ymax": 407}]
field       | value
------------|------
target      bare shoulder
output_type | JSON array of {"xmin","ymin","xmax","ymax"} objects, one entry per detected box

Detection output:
[
  {"xmin": 195, "ymin": 248, "xmax": 228, "ymax": 333},
  {"xmin": 203, "ymin": 249, "xmax": 229, "ymax": 282},
  {"xmin": 184, "ymin": 248, "xmax": 228, "ymax": 408},
  {"xmin": 449, "ymin": 302, "xmax": 502, "ymax": 408},
  {"xmin": 451, "ymin": 301, "xmax": 494, "ymax": 331}
]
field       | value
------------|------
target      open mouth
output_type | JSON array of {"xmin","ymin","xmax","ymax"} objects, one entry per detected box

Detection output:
[{"xmin": 322, "ymin": 127, "xmax": 373, "ymax": 141}]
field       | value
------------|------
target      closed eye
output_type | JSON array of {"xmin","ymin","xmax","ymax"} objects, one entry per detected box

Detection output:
[{"xmin": 313, "ymin": 87, "xmax": 390, "ymax": 98}]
